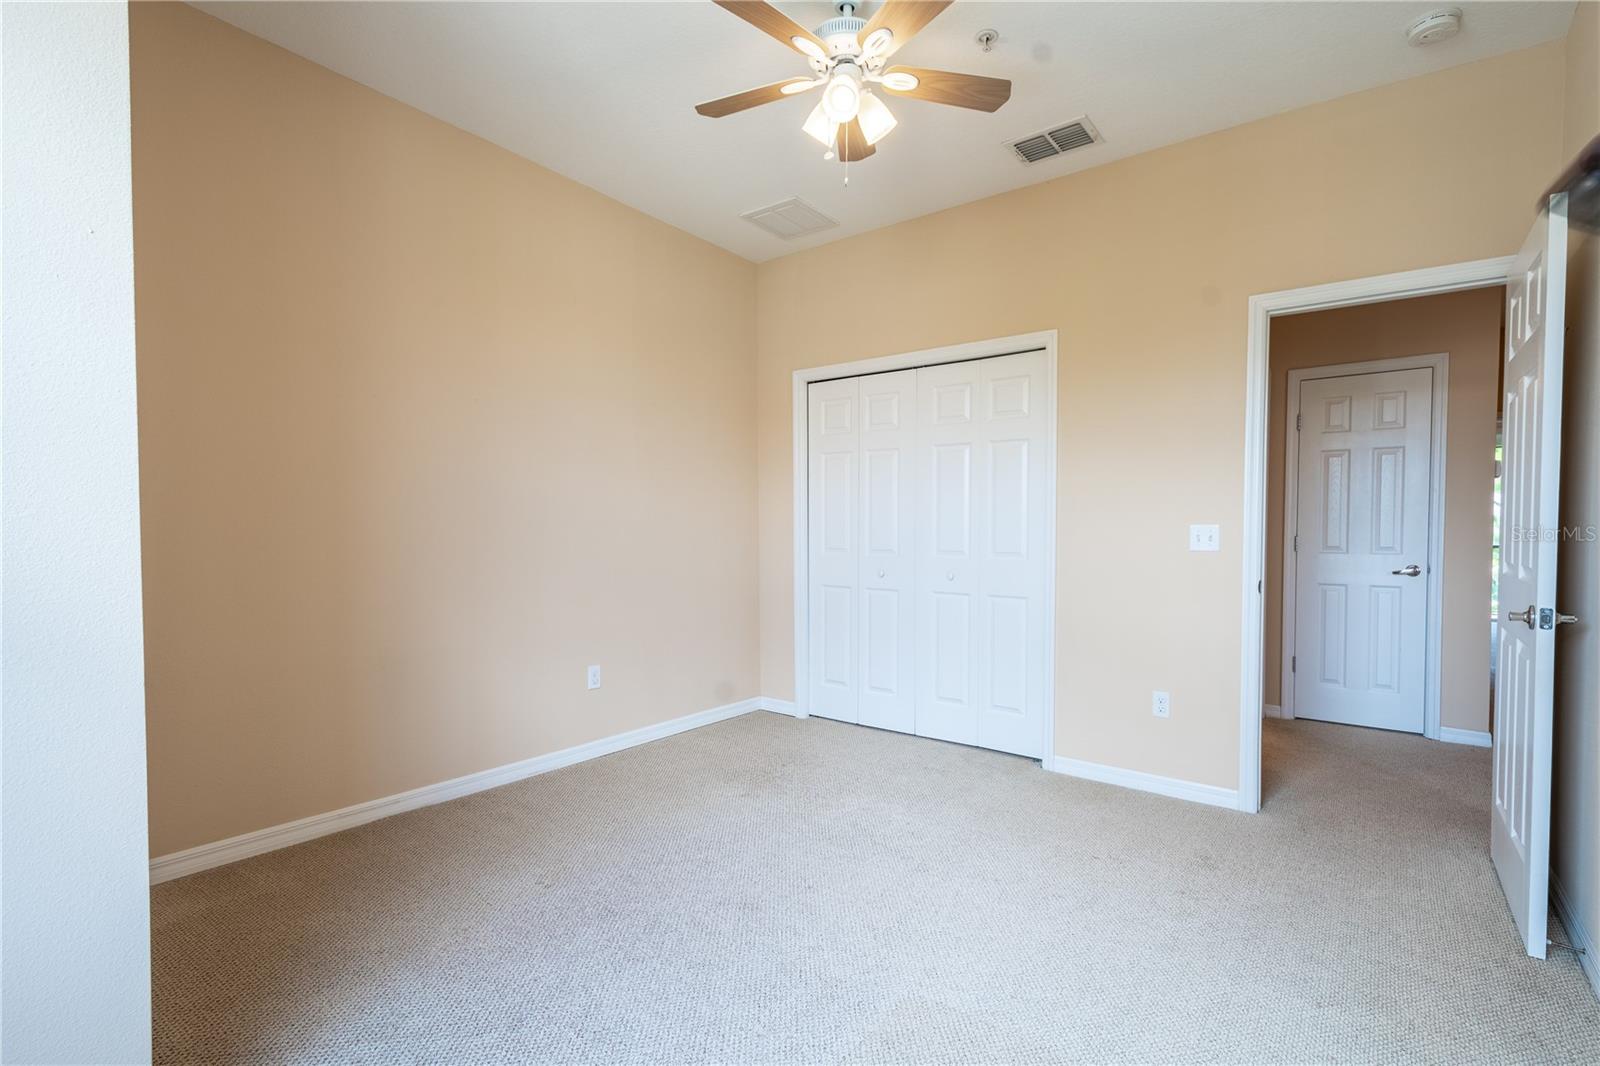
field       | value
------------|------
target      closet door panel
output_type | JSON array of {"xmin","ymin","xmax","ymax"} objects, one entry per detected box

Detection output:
[
  {"xmin": 976, "ymin": 352, "xmax": 1050, "ymax": 758},
  {"xmin": 915, "ymin": 361, "xmax": 983, "ymax": 746},
  {"xmin": 808, "ymin": 378, "xmax": 859, "ymax": 723},
  {"xmin": 858, "ymin": 370, "xmax": 917, "ymax": 734}
]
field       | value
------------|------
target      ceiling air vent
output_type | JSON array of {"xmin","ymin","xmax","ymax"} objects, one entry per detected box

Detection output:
[
  {"xmin": 1009, "ymin": 116, "xmax": 1102, "ymax": 166},
  {"xmin": 741, "ymin": 197, "xmax": 838, "ymax": 241}
]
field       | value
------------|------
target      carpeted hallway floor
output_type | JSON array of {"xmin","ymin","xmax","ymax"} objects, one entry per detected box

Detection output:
[{"xmin": 151, "ymin": 712, "xmax": 1600, "ymax": 1063}]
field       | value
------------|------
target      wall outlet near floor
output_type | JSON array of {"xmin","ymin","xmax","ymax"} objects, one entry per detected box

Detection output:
[
  {"xmin": 586, "ymin": 665, "xmax": 602, "ymax": 690},
  {"xmin": 1152, "ymin": 690, "xmax": 1171, "ymax": 718},
  {"xmin": 1188, "ymin": 524, "xmax": 1220, "ymax": 552}
]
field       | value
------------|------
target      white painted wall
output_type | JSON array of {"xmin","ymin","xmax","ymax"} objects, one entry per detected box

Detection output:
[{"xmin": 1, "ymin": 3, "xmax": 153, "ymax": 1062}]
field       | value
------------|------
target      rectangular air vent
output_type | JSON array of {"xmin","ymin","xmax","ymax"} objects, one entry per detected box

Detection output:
[
  {"xmin": 741, "ymin": 197, "xmax": 838, "ymax": 240},
  {"xmin": 1009, "ymin": 116, "xmax": 1101, "ymax": 166}
]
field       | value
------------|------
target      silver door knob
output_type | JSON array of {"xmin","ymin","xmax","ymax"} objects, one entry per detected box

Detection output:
[
  {"xmin": 1557, "ymin": 612, "xmax": 1580, "ymax": 626},
  {"xmin": 877, "ymin": 568, "xmax": 886, "ymax": 579},
  {"xmin": 1392, "ymin": 564, "xmax": 1422, "ymax": 577},
  {"xmin": 1507, "ymin": 605, "xmax": 1536, "ymax": 628},
  {"xmin": 946, "ymin": 571, "xmax": 955, "ymax": 582}
]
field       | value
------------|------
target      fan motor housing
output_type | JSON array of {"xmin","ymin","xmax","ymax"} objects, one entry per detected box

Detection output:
[{"xmin": 818, "ymin": 15, "xmax": 866, "ymax": 57}]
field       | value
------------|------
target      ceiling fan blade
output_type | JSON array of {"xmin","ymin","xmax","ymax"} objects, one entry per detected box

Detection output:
[
  {"xmin": 880, "ymin": 66, "xmax": 1011, "ymax": 112},
  {"xmin": 834, "ymin": 118, "xmax": 876, "ymax": 161},
  {"xmin": 712, "ymin": 1, "xmax": 828, "ymax": 58},
  {"xmin": 858, "ymin": 1, "xmax": 952, "ymax": 57},
  {"xmin": 696, "ymin": 79, "xmax": 816, "ymax": 118}
]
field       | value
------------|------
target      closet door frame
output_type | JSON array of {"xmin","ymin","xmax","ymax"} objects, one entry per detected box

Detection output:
[{"xmin": 792, "ymin": 330, "xmax": 1059, "ymax": 766}]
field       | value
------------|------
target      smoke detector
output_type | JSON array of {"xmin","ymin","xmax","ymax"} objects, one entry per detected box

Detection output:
[{"xmin": 1407, "ymin": 9, "xmax": 1462, "ymax": 46}]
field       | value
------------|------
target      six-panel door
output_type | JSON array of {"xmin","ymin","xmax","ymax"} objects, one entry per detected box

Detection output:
[
  {"xmin": 807, "ymin": 377, "xmax": 860, "ymax": 724},
  {"xmin": 858, "ymin": 371, "xmax": 918, "ymax": 734},
  {"xmin": 1492, "ymin": 194, "xmax": 1568, "ymax": 959},
  {"xmin": 1291, "ymin": 367, "xmax": 1433, "ymax": 733},
  {"xmin": 807, "ymin": 352, "xmax": 1049, "ymax": 758}
]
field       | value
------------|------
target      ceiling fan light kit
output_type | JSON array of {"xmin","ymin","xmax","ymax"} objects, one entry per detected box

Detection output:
[
  {"xmin": 856, "ymin": 92, "xmax": 897, "ymax": 145},
  {"xmin": 823, "ymin": 63, "xmax": 864, "ymax": 123},
  {"xmin": 698, "ymin": 0, "xmax": 1011, "ymax": 165}
]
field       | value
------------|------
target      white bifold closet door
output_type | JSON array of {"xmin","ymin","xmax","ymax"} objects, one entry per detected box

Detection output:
[
  {"xmin": 806, "ymin": 351, "xmax": 1049, "ymax": 758},
  {"xmin": 807, "ymin": 375, "xmax": 862, "ymax": 725},
  {"xmin": 858, "ymin": 370, "xmax": 918, "ymax": 733}
]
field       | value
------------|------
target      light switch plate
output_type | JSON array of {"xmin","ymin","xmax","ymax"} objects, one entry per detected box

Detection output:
[
  {"xmin": 586, "ymin": 665, "xmax": 601, "ymax": 690},
  {"xmin": 1189, "ymin": 524, "xmax": 1220, "ymax": 552}
]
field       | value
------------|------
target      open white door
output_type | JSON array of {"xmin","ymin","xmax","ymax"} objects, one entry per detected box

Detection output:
[{"xmin": 1492, "ymin": 192, "xmax": 1569, "ymax": 959}]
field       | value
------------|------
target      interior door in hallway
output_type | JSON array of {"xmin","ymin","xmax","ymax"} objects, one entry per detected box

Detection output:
[
  {"xmin": 1492, "ymin": 193, "xmax": 1568, "ymax": 960},
  {"xmin": 915, "ymin": 352, "xmax": 1050, "ymax": 757},
  {"xmin": 1291, "ymin": 366, "xmax": 1434, "ymax": 732}
]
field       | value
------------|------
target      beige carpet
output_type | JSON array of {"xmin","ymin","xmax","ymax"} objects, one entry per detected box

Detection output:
[{"xmin": 152, "ymin": 712, "xmax": 1599, "ymax": 1063}]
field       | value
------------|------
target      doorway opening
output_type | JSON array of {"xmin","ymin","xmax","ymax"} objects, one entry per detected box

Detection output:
[
  {"xmin": 1240, "ymin": 202, "xmax": 1570, "ymax": 961},
  {"xmin": 1238, "ymin": 256, "xmax": 1517, "ymax": 816},
  {"xmin": 1258, "ymin": 282, "xmax": 1509, "ymax": 808}
]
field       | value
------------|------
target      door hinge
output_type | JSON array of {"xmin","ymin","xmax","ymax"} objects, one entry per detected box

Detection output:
[
  {"xmin": 1291, "ymin": 656, "xmax": 1296, "ymax": 673},
  {"xmin": 1293, "ymin": 534, "xmax": 1298, "ymax": 553},
  {"xmin": 1296, "ymin": 413, "xmax": 1302, "ymax": 432}
]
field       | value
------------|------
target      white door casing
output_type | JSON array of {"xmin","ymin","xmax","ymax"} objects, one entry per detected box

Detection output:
[
  {"xmin": 1492, "ymin": 193, "xmax": 1568, "ymax": 960},
  {"xmin": 1242, "ymin": 258, "xmax": 1516, "ymax": 815},
  {"xmin": 1291, "ymin": 367, "xmax": 1434, "ymax": 733},
  {"xmin": 858, "ymin": 370, "xmax": 917, "ymax": 734},
  {"xmin": 807, "ymin": 377, "xmax": 859, "ymax": 724}
]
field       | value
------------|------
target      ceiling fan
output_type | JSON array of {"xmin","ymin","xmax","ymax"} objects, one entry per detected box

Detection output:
[{"xmin": 696, "ymin": 1, "xmax": 1011, "ymax": 162}]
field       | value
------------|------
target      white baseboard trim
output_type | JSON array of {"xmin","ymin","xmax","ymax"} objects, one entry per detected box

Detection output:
[
  {"xmin": 761, "ymin": 698, "xmax": 801, "ymax": 717},
  {"xmin": 1552, "ymin": 870, "xmax": 1600, "ymax": 1001},
  {"xmin": 1048, "ymin": 756, "xmax": 1240, "ymax": 811},
  {"xmin": 1439, "ymin": 726, "xmax": 1492, "ymax": 747},
  {"xmin": 1263, "ymin": 704, "xmax": 1284, "ymax": 719},
  {"xmin": 151, "ymin": 696, "xmax": 781, "ymax": 884}
]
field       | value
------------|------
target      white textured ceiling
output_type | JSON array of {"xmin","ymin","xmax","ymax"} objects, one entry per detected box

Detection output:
[{"xmin": 194, "ymin": 1, "xmax": 1576, "ymax": 262}]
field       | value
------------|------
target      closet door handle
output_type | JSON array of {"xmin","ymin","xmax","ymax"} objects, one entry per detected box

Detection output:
[{"xmin": 945, "ymin": 571, "xmax": 955, "ymax": 582}]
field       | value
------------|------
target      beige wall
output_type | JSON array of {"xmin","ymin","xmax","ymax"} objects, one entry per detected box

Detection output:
[
  {"xmin": 1554, "ymin": 0, "xmax": 1600, "ymax": 990},
  {"xmin": 1264, "ymin": 289, "xmax": 1506, "ymax": 733},
  {"xmin": 133, "ymin": 1, "xmax": 1597, "ymax": 867},
  {"xmin": 755, "ymin": 43, "xmax": 1567, "ymax": 790},
  {"xmin": 132, "ymin": 4, "xmax": 759, "ymax": 857}
]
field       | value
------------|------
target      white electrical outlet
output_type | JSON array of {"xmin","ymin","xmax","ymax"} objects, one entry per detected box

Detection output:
[
  {"xmin": 586, "ymin": 665, "xmax": 602, "ymax": 690},
  {"xmin": 1152, "ymin": 690, "xmax": 1171, "ymax": 718},
  {"xmin": 1188, "ymin": 524, "xmax": 1220, "ymax": 552}
]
